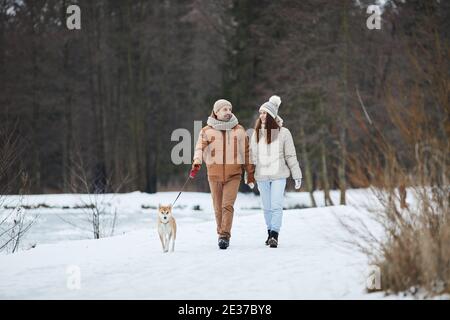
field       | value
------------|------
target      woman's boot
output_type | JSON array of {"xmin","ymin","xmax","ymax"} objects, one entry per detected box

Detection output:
[
  {"xmin": 265, "ymin": 230, "xmax": 271, "ymax": 246},
  {"xmin": 268, "ymin": 231, "xmax": 278, "ymax": 248}
]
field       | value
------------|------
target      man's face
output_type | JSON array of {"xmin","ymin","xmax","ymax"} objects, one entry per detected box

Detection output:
[{"xmin": 215, "ymin": 105, "xmax": 232, "ymax": 121}]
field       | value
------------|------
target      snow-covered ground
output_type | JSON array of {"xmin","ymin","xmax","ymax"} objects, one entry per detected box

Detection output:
[{"xmin": 0, "ymin": 189, "xmax": 409, "ymax": 299}]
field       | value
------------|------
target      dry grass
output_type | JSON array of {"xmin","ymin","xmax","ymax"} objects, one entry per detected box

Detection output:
[
  {"xmin": 347, "ymin": 26, "xmax": 449, "ymax": 296},
  {"xmin": 373, "ymin": 184, "xmax": 449, "ymax": 296}
]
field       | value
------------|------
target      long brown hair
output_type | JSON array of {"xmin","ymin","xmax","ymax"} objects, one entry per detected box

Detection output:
[{"xmin": 254, "ymin": 114, "xmax": 280, "ymax": 144}]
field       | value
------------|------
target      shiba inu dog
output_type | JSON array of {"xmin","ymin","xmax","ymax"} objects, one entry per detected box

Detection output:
[{"xmin": 157, "ymin": 204, "xmax": 177, "ymax": 253}]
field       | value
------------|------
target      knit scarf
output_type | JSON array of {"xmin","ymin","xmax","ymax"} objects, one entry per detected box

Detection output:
[{"xmin": 207, "ymin": 113, "xmax": 239, "ymax": 131}]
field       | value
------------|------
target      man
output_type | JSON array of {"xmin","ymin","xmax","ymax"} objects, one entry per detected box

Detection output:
[{"xmin": 192, "ymin": 99, "xmax": 255, "ymax": 249}]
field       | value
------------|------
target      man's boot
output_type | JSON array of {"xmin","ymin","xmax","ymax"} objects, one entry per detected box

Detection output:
[{"xmin": 218, "ymin": 237, "xmax": 229, "ymax": 249}]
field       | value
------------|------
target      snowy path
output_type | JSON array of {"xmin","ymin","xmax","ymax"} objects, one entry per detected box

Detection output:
[{"xmin": 0, "ymin": 199, "xmax": 389, "ymax": 299}]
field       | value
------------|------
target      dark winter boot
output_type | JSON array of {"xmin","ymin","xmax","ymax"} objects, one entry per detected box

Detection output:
[
  {"xmin": 265, "ymin": 230, "xmax": 271, "ymax": 246},
  {"xmin": 268, "ymin": 231, "xmax": 278, "ymax": 248},
  {"xmin": 218, "ymin": 237, "xmax": 229, "ymax": 250}
]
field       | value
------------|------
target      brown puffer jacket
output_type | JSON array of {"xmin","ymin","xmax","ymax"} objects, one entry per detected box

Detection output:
[{"xmin": 193, "ymin": 124, "xmax": 255, "ymax": 182}]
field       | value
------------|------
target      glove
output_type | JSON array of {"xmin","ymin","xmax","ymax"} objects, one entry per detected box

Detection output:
[
  {"xmin": 295, "ymin": 179, "xmax": 302, "ymax": 190},
  {"xmin": 190, "ymin": 159, "xmax": 201, "ymax": 179},
  {"xmin": 189, "ymin": 165, "xmax": 200, "ymax": 179},
  {"xmin": 246, "ymin": 173, "xmax": 255, "ymax": 189}
]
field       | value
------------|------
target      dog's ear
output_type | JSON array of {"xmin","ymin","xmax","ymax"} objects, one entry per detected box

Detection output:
[{"xmin": 158, "ymin": 203, "xmax": 161, "ymax": 209}]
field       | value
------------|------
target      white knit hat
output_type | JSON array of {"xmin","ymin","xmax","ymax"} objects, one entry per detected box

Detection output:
[{"xmin": 259, "ymin": 95, "xmax": 281, "ymax": 119}]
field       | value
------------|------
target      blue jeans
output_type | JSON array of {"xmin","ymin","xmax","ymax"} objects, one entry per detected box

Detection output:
[{"xmin": 257, "ymin": 179, "xmax": 286, "ymax": 233}]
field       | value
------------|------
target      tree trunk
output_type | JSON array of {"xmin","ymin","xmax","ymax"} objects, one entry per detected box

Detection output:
[
  {"xmin": 319, "ymin": 98, "xmax": 333, "ymax": 206},
  {"xmin": 111, "ymin": 60, "xmax": 123, "ymax": 190},
  {"xmin": 86, "ymin": 1, "xmax": 108, "ymax": 193},
  {"xmin": 320, "ymin": 138, "xmax": 333, "ymax": 206},
  {"xmin": 30, "ymin": 14, "xmax": 41, "ymax": 193},
  {"xmin": 300, "ymin": 127, "xmax": 317, "ymax": 207},
  {"xmin": 338, "ymin": 1, "xmax": 349, "ymax": 205},
  {"xmin": 62, "ymin": 0, "xmax": 73, "ymax": 192},
  {"xmin": 125, "ymin": 0, "xmax": 141, "ymax": 190},
  {"xmin": 0, "ymin": 2, "xmax": 5, "ymax": 81},
  {"xmin": 95, "ymin": 3, "xmax": 108, "ymax": 192}
]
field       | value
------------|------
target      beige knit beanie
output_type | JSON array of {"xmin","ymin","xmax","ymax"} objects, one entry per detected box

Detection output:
[{"xmin": 213, "ymin": 99, "xmax": 232, "ymax": 114}]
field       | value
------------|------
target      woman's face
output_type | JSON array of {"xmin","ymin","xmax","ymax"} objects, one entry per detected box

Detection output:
[{"xmin": 259, "ymin": 111, "xmax": 267, "ymax": 124}]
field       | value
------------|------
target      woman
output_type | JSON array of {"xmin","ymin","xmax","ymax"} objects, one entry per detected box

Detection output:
[{"xmin": 250, "ymin": 95, "xmax": 302, "ymax": 248}]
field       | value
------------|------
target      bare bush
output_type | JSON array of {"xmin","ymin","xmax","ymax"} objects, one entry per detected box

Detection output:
[
  {"xmin": 56, "ymin": 150, "xmax": 128, "ymax": 239},
  {"xmin": 0, "ymin": 126, "xmax": 38, "ymax": 253},
  {"xmin": 344, "ymin": 27, "xmax": 450, "ymax": 296}
]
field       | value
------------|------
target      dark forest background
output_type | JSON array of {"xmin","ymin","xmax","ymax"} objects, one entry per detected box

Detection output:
[{"xmin": 0, "ymin": 0, "xmax": 448, "ymax": 197}]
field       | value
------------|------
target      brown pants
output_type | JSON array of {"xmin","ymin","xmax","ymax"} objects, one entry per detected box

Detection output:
[{"xmin": 208, "ymin": 179, "xmax": 240, "ymax": 239}]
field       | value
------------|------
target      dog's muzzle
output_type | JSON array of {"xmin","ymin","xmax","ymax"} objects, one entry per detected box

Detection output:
[{"xmin": 161, "ymin": 217, "xmax": 169, "ymax": 224}]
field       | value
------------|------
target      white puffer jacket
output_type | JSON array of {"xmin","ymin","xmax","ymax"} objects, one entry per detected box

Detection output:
[{"xmin": 250, "ymin": 126, "xmax": 302, "ymax": 181}]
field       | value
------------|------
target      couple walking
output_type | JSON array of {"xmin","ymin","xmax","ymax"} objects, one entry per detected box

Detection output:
[{"xmin": 192, "ymin": 95, "xmax": 302, "ymax": 249}]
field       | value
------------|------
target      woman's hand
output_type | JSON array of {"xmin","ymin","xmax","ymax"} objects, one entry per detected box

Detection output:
[
  {"xmin": 295, "ymin": 179, "xmax": 302, "ymax": 190},
  {"xmin": 247, "ymin": 173, "xmax": 256, "ymax": 189}
]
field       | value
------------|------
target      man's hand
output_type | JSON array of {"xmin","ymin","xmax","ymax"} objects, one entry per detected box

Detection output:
[
  {"xmin": 190, "ymin": 159, "xmax": 202, "ymax": 179},
  {"xmin": 295, "ymin": 179, "xmax": 302, "ymax": 190},
  {"xmin": 192, "ymin": 158, "xmax": 201, "ymax": 170}
]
